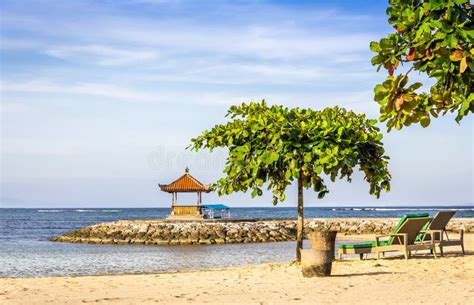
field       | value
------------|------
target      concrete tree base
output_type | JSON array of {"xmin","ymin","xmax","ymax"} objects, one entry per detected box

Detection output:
[
  {"xmin": 301, "ymin": 249, "xmax": 333, "ymax": 277},
  {"xmin": 301, "ymin": 231, "xmax": 337, "ymax": 277}
]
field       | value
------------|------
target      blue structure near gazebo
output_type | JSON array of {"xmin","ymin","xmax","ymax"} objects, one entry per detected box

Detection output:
[{"xmin": 202, "ymin": 204, "xmax": 231, "ymax": 219}]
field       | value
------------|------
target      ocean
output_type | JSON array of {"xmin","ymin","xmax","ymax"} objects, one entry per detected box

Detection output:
[{"xmin": 0, "ymin": 206, "xmax": 472, "ymax": 278}]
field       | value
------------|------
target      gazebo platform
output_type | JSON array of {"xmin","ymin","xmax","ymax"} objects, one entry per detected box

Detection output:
[{"xmin": 166, "ymin": 213, "xmax": 205, "ymax": 220}]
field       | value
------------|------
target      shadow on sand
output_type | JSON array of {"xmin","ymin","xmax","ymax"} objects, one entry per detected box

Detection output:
[{"xmin": 331, "ymin": 271, "xmax": 400, "ymax": 277}]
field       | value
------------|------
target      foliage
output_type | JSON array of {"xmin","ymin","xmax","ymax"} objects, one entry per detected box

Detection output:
[
  {"xmin": 371, "ymin": 0, "xmax": 473, "ymax": 131},
  {"xmin": 189, "ymin": 101, "xmax": 391, "ymax": 205}
]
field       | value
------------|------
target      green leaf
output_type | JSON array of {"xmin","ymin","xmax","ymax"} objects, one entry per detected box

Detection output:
[
  {"xmin": 317, "ymin": 190, "xmax": 328, "ymax": 199},
  {"xmin": 374, "ymin": 84, "xmax": 388, "ymax": 102},
  {"xmin": 408, "ymin": 82, "xmax": 423, "ymax": 91},
  {"xmin": 446, "ymin": 34, "xmax": 458, "ymax": 48},
  {"xmin": 370, "ymin": 41, "xmax": 381, "ymax": 52},
  {"xmin": 459, "ymin": 99, "xmax": 470, "ymax": 116},
  {"xmin": 337, "ymin": 127, "xmax": 344, "ymax": 137},
  {"xmin": 380, "ymin": 38, "xmax": 392, "ymax": 49},
  {"xmin": 420, "ymin": 116, "xmax": 431, "ymax": 128}
]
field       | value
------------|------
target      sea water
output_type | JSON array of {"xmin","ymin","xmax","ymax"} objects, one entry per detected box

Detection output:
[{"xmin": 0, "ymin": 207, "xmax": 472, "ymax": 277}]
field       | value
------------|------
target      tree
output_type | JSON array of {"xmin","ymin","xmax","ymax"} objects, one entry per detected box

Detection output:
[
  {"xmin": 189, "ymin": 101, "xmax": 391, "ymax": 261},
  {"xmin": 371, "ymin": 0, "xmax": 473, "ymax": 131}
]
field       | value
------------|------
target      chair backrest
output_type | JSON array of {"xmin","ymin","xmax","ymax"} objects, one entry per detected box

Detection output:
[
  {"xmin": 389, "ymin": 212, "xmax": 429, "ymax": 240},
  {"xmin": 428, "ymin": 211, "xmax": 456, "ymax": 230},
  {"xmin": 390, "ymin": 217, "xmax": 432, "ymax": 245}
]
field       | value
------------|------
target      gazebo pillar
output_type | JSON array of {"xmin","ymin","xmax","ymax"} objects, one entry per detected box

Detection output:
[
  {"xmin": 197, "ymin": 192, "xmax": 202, "ymax": 206},
  {"xmin": 172, "ymin": 192, "xmax": 177, "ymax": 207}
]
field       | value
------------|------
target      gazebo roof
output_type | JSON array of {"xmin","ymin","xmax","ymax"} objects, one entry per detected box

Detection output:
[{"xmin": 159, "ymin": 167, "xmax": 211, "ymax": 193}]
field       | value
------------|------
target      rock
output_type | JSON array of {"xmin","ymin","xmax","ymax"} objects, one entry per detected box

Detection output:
[{"xmin": 50, "ymin": 218, "xmax": 474, "ymax": 246}]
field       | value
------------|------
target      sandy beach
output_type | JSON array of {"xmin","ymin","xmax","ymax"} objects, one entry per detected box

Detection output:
[{"xmin": 1, "ymin": 234, "xmax": 473, "ymax": 305}]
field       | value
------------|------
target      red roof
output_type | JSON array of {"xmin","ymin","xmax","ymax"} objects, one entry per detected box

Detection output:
[{"xmin": 159, "ymin": 168, "xmax": 211, "ymax": 193}]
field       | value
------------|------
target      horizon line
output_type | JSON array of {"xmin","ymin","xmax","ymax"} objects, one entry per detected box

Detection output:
[{"xmin": 1, "ymin": 204, "xmax": 473, "ymax": 209}]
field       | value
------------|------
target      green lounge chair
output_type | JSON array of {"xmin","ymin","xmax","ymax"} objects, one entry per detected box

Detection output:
[
  {"xmin": 374, "ymin": 216, "xmax": 436, "ymax": 259},
  {"xmin": 338, "ymin": 213, "xmax": 434, "ymax": 260},
  {"xmin": 418, "ymin": 211, "xmax": 465, "ymax": 256}
]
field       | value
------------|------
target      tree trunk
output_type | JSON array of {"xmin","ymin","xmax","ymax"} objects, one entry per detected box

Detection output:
[{"xmin": 296, "ymin": 177, "xmax": 304, "ymax": 262}]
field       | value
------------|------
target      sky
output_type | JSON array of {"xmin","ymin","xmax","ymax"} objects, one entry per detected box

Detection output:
[{"xmin": 0, "ymin": 0, "xmax": 472, "ymax": 208}]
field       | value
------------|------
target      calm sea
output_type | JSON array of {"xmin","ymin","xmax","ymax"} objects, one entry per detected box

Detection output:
[{"xmin": 0, "ymin": 206, "xmax": 472, "ymax": 278}]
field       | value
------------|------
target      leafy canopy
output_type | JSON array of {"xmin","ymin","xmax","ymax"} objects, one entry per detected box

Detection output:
[
  {"xmin": 189, "ymin": 101, "xmax": 391, "ymax": 205},
  {"xmin": 371, "ymin": 0, "xmax": 473, "ymax": 131}
]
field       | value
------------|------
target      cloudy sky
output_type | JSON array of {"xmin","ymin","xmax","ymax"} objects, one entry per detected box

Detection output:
[{"xmin": 1, "ymin": 0, "xmax": 472, "ymax": 208}]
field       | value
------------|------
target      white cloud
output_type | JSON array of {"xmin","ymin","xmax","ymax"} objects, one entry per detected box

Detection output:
[
  {"xmin": 194, "ymin": 89, "xmax": 377, "ymax": 114},
  {"xmin": 0, "ymin": 102, "xmax": 27, "ymax": 113},
  {"xmin": 1, "ymin": 78, "xmax": 378, "ymax": 114},
  {"xmin": 98, "ymin": 22, "xmax": 375, "ymax": 61},
  {"xmin": 1, "ymin": 2, "xmax": 378, "ymax": 62},
  {"xmin": 125, "ymin": 60, "xmax": 378, "ymax": 86},
  {"xmin": 1, "ymin": 80, "xmax": 162, "ymax": 102},
  {"xmin": 129, "ymin": 0, "xmax": 182, "ymax": 4},
  {"xmin": 45, "ymin": 45, "xmax": 160, "ymax": 66},
  {"xmin": 1, "ymin": 138, "xmax": 80, "ymax": 156},
  {"xmin": 0, "ymin": 37, "xmax": 43, "ymax": 50}
]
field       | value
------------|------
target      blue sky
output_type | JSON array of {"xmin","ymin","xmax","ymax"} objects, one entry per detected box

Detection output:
[{"xmin": 1, "ymin": 0, "xmax": 472, "ymax": 208}]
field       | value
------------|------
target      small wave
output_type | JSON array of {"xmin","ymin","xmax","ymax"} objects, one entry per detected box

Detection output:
[
  {"xmin": 429, "ymin": 208, "xmax": 474, "ymax": 211},
  {"xmin": 37, "ymin": 210, "xmax": 64, "ymax": 213},
  {"xmin": 75, "ymin": 209, "xmax": 96, "ymax": 212},
  {"xmin": 375, "ymin": 208, "xmax": 424, "ymax": 211},
  {"xmin": 374, "ymin": 208, "xmax": 474, "ymax": 211},
  {"xmin": 100, "ymin": 210, "xmax": 121, "ymax": 213},
  {"xmin": 352, "ymin": 208, "xmax": 362, "ymax": 211}
]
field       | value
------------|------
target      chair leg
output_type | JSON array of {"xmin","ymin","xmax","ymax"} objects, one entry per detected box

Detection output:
[
  {"xmin": 359, "ymin": 253, "xmax": 363, "ymax": 260},
  {"xmin": 461, "ymin": 244, "xmax": 465, "ymax": 255},
  {"xmin": 439, "ymin": 245, "xmax": 444, "ymax": 257},
  {"xmin": 377, "ymin": 251, "xmax": 380, "ymax": 260},
  {"xmin": 404, "ymin": 251, "xmax": 408, "ymax": 260},
  {"xmin": 432, "ymin": 246, "xmax": 437, "ymax": 259}
]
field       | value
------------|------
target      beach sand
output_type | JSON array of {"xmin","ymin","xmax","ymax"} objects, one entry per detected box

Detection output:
[{"xmin": 1, "ymin": 234, "xmax": 473, "ymax": 305}]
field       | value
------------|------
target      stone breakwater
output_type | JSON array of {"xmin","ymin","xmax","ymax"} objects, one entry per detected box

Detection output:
[{"xmin": 52, "ymin": 218, "xmax": 474, "ymax": 245}]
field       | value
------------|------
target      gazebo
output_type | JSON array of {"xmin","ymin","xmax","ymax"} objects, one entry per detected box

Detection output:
[{"xmin": 159, "ymin": 167, "xmax": 211, "ymax": 219}]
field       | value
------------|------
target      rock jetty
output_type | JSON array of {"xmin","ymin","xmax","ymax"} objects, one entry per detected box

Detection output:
[{"xmin": 51, "ymin": 218, "xmax": 473, "ymax": 246}]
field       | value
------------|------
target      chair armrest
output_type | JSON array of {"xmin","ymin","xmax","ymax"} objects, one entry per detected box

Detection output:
[
  {"xmin": 421, "ymin": 230, "xmax": 438, "ymax": 244},
  {"xmin": 375, "ymin": 234, "xmax": 397, "ymax": 239},
  {"xmin": 375, "ymin": 233, "xmax": 407, "ymax": 246},
  {"xmin": 376, "ymin": 233, "xmax": 407, "ymax": 238},
  {"xmin": 426, "ymin": 229, "xmax": 443, "ymax": 234}
]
